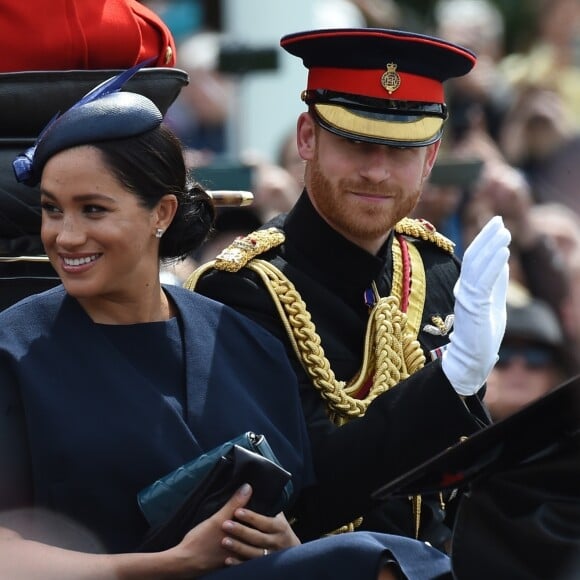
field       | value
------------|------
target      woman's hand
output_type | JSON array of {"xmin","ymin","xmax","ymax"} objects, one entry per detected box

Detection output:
[
  {"xmin": 220, "ymin": 503, "xmax": 301, "ymax": 566},
  {"xmin": 168, "ymin": 484, "xmax": 254, "ymax": 576}
]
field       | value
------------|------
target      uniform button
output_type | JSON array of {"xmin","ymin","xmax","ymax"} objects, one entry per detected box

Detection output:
[{"xmin": 164, "ymin": 46, "xmax": 173, "ymax": 65}]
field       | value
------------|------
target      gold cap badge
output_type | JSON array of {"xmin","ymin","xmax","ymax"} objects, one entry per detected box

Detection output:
[{"xmin": 381, "ymin": 62, "xmax": 401, "ymax": 94}]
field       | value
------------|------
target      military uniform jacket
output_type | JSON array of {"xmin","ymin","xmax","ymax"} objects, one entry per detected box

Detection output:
[{"xmin": 192, "ymin": 192, "xmax": 490, "ymax": 542}]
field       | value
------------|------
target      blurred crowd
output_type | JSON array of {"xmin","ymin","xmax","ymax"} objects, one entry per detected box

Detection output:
[{"xmin": 418, "ymin": 0, "xmax": 580, "ymax": 404}]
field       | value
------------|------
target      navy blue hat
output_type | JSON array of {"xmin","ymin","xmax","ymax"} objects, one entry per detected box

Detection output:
[
  {"xmin": 13, "ymin": 61, "xmax": 163, "ymax": 186},
  {"xmin": 281, "ymin": 28, "xmax": 476, "ymax": 147}
]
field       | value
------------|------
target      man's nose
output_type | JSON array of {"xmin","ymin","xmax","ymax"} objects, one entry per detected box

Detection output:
[{"xmin": 359, "ymin": 148, "xmax": 391, "ymax": 183}]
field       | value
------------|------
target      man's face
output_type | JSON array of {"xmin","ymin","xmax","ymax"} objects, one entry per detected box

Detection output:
[{"xmin": 297, "ymin": 113, "xmax": 440, "ymax": 254}]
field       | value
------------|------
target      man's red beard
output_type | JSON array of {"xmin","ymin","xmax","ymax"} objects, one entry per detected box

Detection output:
[{"xmin": 307, "ymin": 155, "xmax": 421, "ymax": 246}]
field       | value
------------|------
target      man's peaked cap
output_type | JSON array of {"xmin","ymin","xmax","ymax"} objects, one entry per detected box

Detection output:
[{"xmin": 281, "ymin": 28, "xmax": 476, "ymax": 146}]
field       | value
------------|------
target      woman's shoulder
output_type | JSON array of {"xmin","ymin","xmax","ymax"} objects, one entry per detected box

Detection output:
[
  {"xmin": 0, "ymin": 285, "xmax": 66, "ymax": 349},
  {"xmin": 0, "ymin": 284, "xmax": 66, "ymax": 321},
  {"xmin": 165, "ymin": 284, "xmax": 286, "ymax": 348}
]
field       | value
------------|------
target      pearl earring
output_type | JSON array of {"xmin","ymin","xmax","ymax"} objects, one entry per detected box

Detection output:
[{"xmin": 155, "ymin": 228, "xmax": 164, "ymax": 239}]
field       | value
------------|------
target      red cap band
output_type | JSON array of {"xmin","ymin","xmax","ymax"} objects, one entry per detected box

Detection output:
[{"xmin": 308, "ymin": 67, "xmax": 445, "ymax": 103}]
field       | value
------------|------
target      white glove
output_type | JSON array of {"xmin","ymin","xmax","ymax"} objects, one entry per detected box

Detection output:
[{"xmin": 442, "ymin": 216, "xmax": 511, "ymax": 396}]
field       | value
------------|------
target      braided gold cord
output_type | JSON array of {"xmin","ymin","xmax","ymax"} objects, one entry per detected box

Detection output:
[
  {"xmin": 186, "ymin": 257, "xmax": 426, "ymax": 425},
  {"xmin": 184, "ymin": 260, "xmax": 216, "ymax": 290},
  {"xmin": 412, "ymin": 494, "xmax": 422, "ymax": 539},
  {"xmin": 328, "ymin": 517, "xmax": 365, "ymax": 535},
  {"xmin": 246, "ymin": 260, "xmax": 426, "ymax": 425},
  {"xmin": 246, "ymin": 261, "xmax": 360, "ymax": 418}
]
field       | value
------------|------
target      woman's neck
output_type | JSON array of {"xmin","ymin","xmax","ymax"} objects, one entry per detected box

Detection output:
[{"xmin": 77, "ymin": 285, "xmax": 175, "ymax": 325}]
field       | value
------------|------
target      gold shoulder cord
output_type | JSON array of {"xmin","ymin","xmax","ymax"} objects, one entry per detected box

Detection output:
[
  {"xmin": 185, "ymin": 222, "xmax": 453, "ymax": 537},
  {"xmin": 394, "ymin": 217, "xmax": 455, "ymax": 254}
]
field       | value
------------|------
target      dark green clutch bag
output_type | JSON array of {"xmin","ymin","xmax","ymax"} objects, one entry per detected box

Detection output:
[{"xmin": 137, "ymin": 432, "xmax": 293, "ymax": 551}]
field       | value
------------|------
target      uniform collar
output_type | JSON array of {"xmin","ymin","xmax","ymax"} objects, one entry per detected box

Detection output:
[{"xmin": 283, "ymin": 191, "xmax": 392, "ymax": 289}]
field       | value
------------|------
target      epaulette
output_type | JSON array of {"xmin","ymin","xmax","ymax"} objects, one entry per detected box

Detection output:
[
  {"xmin": 394, "ymin": 217, "xmax": 455, "ymax": 254},
  {"xmin": 213, "ymin": 227, "xmax": 285, "ymax": 272}
]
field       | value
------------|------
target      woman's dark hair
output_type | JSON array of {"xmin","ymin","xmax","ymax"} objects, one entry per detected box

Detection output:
[{"xmin": 95, "ymin": 125, "xmax": 215, "ymax": 261}]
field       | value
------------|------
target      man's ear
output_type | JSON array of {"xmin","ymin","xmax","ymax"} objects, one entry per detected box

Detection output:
[
  {"xmin": 423, "ymin": 140, "xmax": 442, "ymax": 180},
  {"xmin": 296, "ymin": 112, "xmax": 317, "ymax": 161}
]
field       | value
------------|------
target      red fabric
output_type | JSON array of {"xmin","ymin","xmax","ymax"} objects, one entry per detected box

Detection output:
[
  {"xmin": 396, "ymin": 234, "xmax": 412, "ymax": 313},
  {"xmin": 0, "ymin": 0, "xmax": 176, "ymax": 71},
  {"xmin": 308, "ymin": 67, "xmax": 444, "ymax": 103}
]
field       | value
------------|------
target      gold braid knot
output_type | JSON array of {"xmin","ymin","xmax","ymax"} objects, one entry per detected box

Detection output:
[{"xmin": 366, "ymin": 296, "xmax": 426, "ymax": 414}]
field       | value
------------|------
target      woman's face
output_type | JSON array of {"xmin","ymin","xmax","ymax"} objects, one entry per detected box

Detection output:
[{"xmin": 40, "ymin": 145, "xmax": 162, "ymax": 305}]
